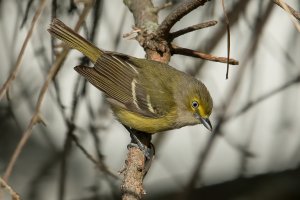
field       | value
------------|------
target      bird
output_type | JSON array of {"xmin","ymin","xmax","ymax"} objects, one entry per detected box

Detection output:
[{"xmin": 48, "ymin": 18, "xmax": 213, "ymax": 135}]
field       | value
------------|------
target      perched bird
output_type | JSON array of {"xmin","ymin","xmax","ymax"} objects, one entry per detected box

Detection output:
[{"xmin": 48, "ymin": 19, "xmax": 213, "ymax": 134}]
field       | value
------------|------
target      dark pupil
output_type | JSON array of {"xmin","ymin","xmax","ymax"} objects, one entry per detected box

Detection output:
[{"xmin": 192, "ymin": 101, "xmax": 198, "ymax": 108}]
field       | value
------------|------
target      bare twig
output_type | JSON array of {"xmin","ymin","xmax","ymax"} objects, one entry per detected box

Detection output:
[
  {"xmin": 58, "ymin": 126, "xmax": 72, "ymax": 200},
  {"xmin": 273, "ymin": 0, "xmax": 300, "ymax": 21},
  {"xmin": 156, "ymin": 0, "xmax": 209, "ymax": 38},
  {"xmin": 2, "ymin": 1, "xmax": 94, "ymax": 182},
  {"xmin": 189, "ymin": 0, "xmax": 250, "ymax": 76},
  {"xmin": 0, "ymin": 178, "xmax": 20, "ymax": 200},
  {"xmin": 171, "ymin": 44, "xmax": 239, "ymax": 65},
  {"xmin": 169, "ymin": 20, "xmax": 217, "ymax": 40},
  {"xmin": 274, "ymin": 0, "xmax": 300, "ymax": 32},
  {"xmin": 0, "ymin": 0, "xmax": 47, "ymax": 100},
  {"xmin": 221, "ymin": 0, "xmax": 231, "ymax": 79}
]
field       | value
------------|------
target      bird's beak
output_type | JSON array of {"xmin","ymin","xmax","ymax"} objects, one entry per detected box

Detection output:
[
  {"xmin": 195, "ymin": 113, "xmax": 212, "ymax": 131},
  {"xmin": 199, "ymin": 117, "xmax": 212, "ymax": 131}
]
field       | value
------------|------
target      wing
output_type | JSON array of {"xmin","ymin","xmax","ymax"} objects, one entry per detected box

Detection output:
[{"xmin": 74, "ymin": 53, "xmax": 175, "ymax": 118}]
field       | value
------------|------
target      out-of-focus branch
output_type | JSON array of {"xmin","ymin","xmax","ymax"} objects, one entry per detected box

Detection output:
[
  {"xmin": 171, "ymin": 44, "xmax": 239, "ymax": 65},
  {"xmin": 0, "ymin": 0, "xmax": 47, "ymax": 101},
  {"xmin": 2, "ymin": 1, "xmax": 94, "ymax": 182},
  {"xmin": 70, "ymin": 131, "xmax": 119, "ymax": 178},
  {"xmin": 156, "ymin": 167, "xmax": 300, "ymax": 200},
  {"xmin": 20, "ymin": 0, "xmax": 35, "ymax": 28}
]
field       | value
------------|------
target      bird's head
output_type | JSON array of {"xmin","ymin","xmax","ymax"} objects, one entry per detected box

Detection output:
[
  {"xmin": 189, "ymin": 95, "xmax": 213, "ymax": 131},
  {"xmin": 175, "ymin": 78, "xmax": 213, "ymax": 131}
]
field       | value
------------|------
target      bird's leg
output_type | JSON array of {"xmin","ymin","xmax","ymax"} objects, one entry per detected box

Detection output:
[
  {"xmin": 128, "ymin": 132, "xmax": 155, "ymax": 160},
  {"xmin": 124, "ymin": 126, "xmax": 155, "ymax": 160},
  {"xmin": 126, "ymin": 129, "xmax": 155, "ymax": 178}
]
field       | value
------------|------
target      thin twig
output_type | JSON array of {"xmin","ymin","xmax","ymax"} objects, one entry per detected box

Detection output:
[
  {"xmin": 189, "ymin": 0, "xmax": 250, "ymax": 76},
  {"xmin": 221, "ymin": 0, "xmax": 231, "ymax": 79},
  {"xmin": 2, "ymin": 1, "xmax": 94, "ymax": 182},
  {"xmin": 0, "ymin": 0, "xmax": 47, "ymax": 100},
  {"xmin": 273, "ymin": 0, "xmax": 300, "ymax": 21},
  {"xmin": 156, "ymin": 0, "xmax": 209, "ymax": 38},
  {"xmin": 0, "ymin": 178, "xmax": 20, "ymax": 200},
  {"xmin": 169, "ymin": 20, "xmax": 217, "ymax": 40},
  {"xmin": 274, "ymin": 0, "xmax": 300, "ymax": 32},
  {"xmin": 171, "ymin": 44, "xmax": 239, "ymax": 65}
]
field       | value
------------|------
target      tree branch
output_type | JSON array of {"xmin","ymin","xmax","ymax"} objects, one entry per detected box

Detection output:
[
  {"xmin": 171, "ymin": 44, "xmax": 239, "ymax": 65},
  {"xmin": 121, "ymin": 147, "xmax": 146, "ymax": 200},
  {"xmin": 169, "ymin": 20, "xmax": 217, "ymax": 41},
  {"xmin": 156, "ymin": 0, "xmax": 209, "ymax": 39}
]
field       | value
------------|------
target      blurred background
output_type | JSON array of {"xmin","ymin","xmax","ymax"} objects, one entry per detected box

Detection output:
[{"xmin": 1, "ymin": 0, "xmax": 300, "ymax": 199}]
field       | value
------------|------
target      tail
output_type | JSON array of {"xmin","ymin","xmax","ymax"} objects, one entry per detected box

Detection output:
[{"xmin": 48, "ymin": 18, "xmax": 102, "ymax": 63}]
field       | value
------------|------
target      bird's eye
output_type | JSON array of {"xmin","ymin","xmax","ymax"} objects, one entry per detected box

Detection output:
[{"xmin": 192, "ymin": 101, "xmax": 199, "ymax": 109}]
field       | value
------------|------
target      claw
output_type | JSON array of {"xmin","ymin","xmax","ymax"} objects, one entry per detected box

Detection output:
[{"xmin": 128, "ymin": 133, "xmax": 155, "ymax": 160}]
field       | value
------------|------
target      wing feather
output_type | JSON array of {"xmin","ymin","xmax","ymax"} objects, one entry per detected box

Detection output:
[{"xmin": 74, "ymin": 53, "xmax": 164, "ymax": 118}]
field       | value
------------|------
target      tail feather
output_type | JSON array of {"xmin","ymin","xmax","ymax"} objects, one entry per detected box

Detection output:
[{"xmin": 48, "ymin": 19, "xmax": 101, "ymax": 63}]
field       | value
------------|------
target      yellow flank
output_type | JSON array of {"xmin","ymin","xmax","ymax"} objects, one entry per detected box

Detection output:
[{"xmin": 113, "ymin": 108, "xmax": 176, "ymax": 134}]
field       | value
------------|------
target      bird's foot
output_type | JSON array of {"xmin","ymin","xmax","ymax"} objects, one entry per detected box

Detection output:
[{"xmin": 127, "ymin": 132, "xmax": 155, "ymax": 160}]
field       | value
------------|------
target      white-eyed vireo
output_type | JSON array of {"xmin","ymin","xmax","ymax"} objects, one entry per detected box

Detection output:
[{"xmin": 48, "ymin": 19, "xmax": 213, "ymax": 133}]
